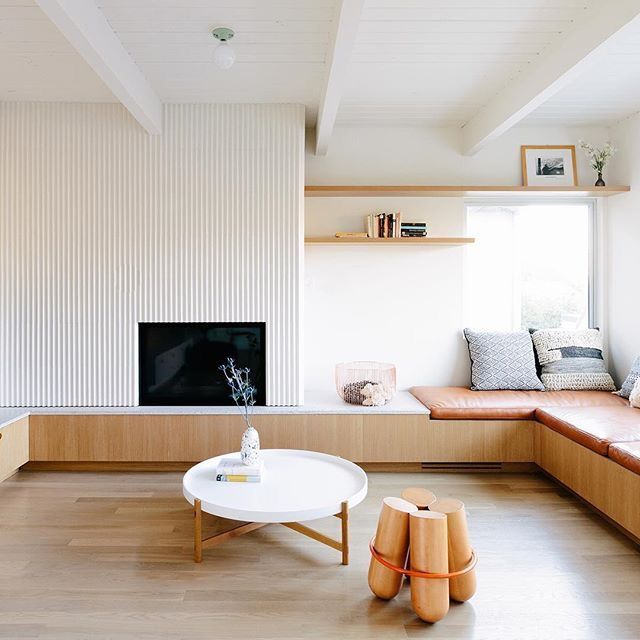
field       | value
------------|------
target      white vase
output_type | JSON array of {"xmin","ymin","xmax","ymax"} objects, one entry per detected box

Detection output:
[{"xmin": 240, "ymin": 425, "xmax": 261, "ymax": 466}]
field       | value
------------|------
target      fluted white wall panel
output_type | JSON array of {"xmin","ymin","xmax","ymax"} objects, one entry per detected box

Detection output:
[{"xmin": 0, "ymin": 103, "xmax": 304, "ymax": 406}]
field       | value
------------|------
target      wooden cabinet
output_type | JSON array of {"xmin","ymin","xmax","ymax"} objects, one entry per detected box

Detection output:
[
  {"xmin": 363, "ymin": 415, "xmax": 428, "ymax": 462},
  {"xmin": 361, "ymin": 416, "xmax": 535, "ymax": 463},
  {"xmin": 28, "ymin": 414, "xmax": 365, "ymax": 462},
  {"xmin": 538, "ymin": 425, "xmax": 640, "ymax": 539},
  {"xmin": 0, "ymin": 417, "xmax": 29, "ymax": 481},
  {"xmin": 28, "ymin": 412, "xmax": 535, "ymax": 464}
]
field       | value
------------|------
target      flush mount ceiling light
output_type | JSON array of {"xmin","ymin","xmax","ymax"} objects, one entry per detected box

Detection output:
[{"xmin": 212, "ymin": 27, "xmax": 236, "ymax": 70}]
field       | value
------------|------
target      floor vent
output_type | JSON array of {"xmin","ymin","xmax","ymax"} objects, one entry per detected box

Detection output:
[{"xmin": 421, "ymin": 462, "xmax": 503, "ymax": 472}]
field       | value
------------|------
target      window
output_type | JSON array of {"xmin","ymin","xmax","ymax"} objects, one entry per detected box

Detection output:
[{"xmin": 466, "ymin": 202, "xmax": 594, "ymax": 331}]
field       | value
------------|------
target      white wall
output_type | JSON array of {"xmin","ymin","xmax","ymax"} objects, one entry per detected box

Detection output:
[
  {"xmin": 607, "ymin": 116, "xmax": 640, "ymax": 384},
  {"xmin": 0, "ymin": 103, "xmax": 304, "ymax": 406},
  {"xmin": 305, "ymin": 124, "xmax": 610, "ymax": 392}
]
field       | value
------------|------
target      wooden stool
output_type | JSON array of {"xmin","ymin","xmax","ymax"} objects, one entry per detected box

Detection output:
[
  {"xmin": 430, "ymin": 498, "xmax": 477, "ymax": 602},
  {"xmin": 368, "ymin": 497, "xmax": 417, "ymax": 600},
  {"xmin": 409, "ymin": 511, "xmax": 449, "ymax": 623},
  {"xmin": 401, "ymin": 487, "xmax": 436, "ymax": 510}
]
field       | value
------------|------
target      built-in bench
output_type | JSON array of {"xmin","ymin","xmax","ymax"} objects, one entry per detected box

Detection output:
[
  {"xmin": 410, "ymin": 386, "xmax": 627, "ymax": 420},
  {"xmin": 410, "ymin": 386, "xmax": 640, "ymax": 541},
  {"xmin": 3, "ymin": 387, "xmax": 639, "ymax": 541}
]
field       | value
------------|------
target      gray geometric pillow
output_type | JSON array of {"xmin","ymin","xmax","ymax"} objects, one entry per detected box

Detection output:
[
  {"xmin": 531, "ymin": 328, "xmax": 615, "ymax": 391},
  {"xmin": 617, "ymin": 356, "xmax": 640, "ymax": 398},
  {"xmin": 464, "ymin": 329, "xmax": 544, "ymax": 391}
]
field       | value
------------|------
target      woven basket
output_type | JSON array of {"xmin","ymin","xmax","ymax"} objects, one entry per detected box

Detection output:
[{"xmin": 335, "ymin": 362, "xmax": 396, "ymax": 405}]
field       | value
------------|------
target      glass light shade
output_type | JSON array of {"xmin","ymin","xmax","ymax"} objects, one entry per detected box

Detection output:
[
  {"xmin": 214, "ymin": 42, "xmax": 236, "ymax": 69},
  {"xmin": 335, "ymin": 361, "xmax": 396, "ymax": 406}
]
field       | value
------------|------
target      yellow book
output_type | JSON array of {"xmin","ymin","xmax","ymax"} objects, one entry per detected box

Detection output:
[{"xmin": 216, "ymin": 474, "xmax": 261, "ymax": 483}]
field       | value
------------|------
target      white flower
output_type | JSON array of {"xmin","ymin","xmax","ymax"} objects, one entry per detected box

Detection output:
[{"xmin": 579, "ymin": 140, "xmax": 616, "ymax": 172}]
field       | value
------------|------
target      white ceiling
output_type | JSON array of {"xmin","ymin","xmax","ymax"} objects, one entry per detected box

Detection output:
[
  {"xmin": 526, "ymin": 15, "xmax": 640, "ymax": 126},
  {"xmin": 96, "ymin": 0, "xmax": 337, "ymax": 123},
  {"xmin": 338, "ymin": 0, "xmax": 601, "ymax": 126},
  {"xmin": 0, "ymin": 0, "xmax": 114, "ymax": 101},
  {"xmin": 2, "ymin": 0, "xmax": 640, "ymax": 132}
]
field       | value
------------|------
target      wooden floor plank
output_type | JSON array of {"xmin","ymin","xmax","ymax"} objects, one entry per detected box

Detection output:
[{"xmin": 0, "ymin": 470, "xmax": 639, "ymax": 639}]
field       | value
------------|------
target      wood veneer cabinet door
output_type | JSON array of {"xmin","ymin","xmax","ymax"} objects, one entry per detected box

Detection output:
[
  {"xmin": 362, "ymin": 415, "xmax": 428, "ymax": 462},
  {"xmin": 252, "ymin": 415, "xmax": 363, "ymax": 460},
  {"xmin": 29, "ymin": 415, "xmax": 246, "ymax": 461},
  {"xmin": 538, "ymin": 425, "xmax": 640, "ymax": 539},
  {"xmin": 362, "ymin": 416, "xmax": 535, "ymax": 463},
  {"xmin": 28, "ymin": 414, "xmax": 364, "ymax": 462},
  {"xmin": 423, "ymin": 420, "xmax": 535, "ymax": 462},
  {"xmin": 0, "ymin": 417, "xmax": 29, "ymax": 481}
]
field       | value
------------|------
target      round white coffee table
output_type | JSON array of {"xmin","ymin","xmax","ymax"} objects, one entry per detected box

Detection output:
[{"xmin": 183, "ymin": 449, "xmax": 368, "ymax": 565}]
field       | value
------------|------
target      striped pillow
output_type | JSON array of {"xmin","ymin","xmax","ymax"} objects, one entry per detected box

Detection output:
[{"xmin": 530, "ymin": 328, "xmax": 615, "ymax": 391}]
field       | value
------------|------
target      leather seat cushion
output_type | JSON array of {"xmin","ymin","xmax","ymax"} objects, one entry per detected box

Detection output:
[
  {"xmin": 409, "ymin": 386, "xmax": 627, "ymax": 420},
  {"xmin": 535, "ymin": 406, "xmax": 640, "ymax": 456},
  {"xmin": 607, "ymin": 441, "xmax": 640, "ymax": 475}
]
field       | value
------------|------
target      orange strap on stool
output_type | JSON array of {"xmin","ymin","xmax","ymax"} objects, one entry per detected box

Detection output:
[{"xmin": 369, "ymin": 537, "xmax": 477, "ymax": 579}]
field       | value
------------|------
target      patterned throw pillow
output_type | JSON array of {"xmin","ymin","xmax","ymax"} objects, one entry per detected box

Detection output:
[
  {"xmin": 464, "ymin": 329, "xmax": 544, "ymax": 391},
  {"xmin": 630, "ymin": 378, "xmax": 640, "ymax": 408},
  {"xmin": 617, "ymin": 356, "xmax": 640, "ymax": 399},
  {"xmin": 530, "ymin": 328, "xmax": 615, "ymax": 391}
]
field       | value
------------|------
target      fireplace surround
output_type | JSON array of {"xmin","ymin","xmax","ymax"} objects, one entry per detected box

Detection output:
[{"xmin": 138, "ymin": 322, "xmax": 266, "ymax": 406}]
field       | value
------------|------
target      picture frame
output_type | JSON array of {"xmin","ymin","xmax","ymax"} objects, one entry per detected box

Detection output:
[{"xmin": 521, "ymin": 145, "xmax": 578, "ymax": 187}]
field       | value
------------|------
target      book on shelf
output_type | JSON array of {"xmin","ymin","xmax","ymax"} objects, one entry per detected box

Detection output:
[
  {"xmin": 364, "ymin": 212, "xmax": 403, "ymax": 238},
  {"xmin": 401, "ymin": 221, "xmax": 428, "ymax": 238},
  {"xmin": 366, "ymin": 215, "xmax": 374, "ymax": 238},
  {"xmin": 215, "ymin": 457, "xmax": 264, "ymax": 482}
]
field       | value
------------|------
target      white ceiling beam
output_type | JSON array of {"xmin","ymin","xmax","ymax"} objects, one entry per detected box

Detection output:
[
  {"xmin": 461, "ymin": 0, "xmax": 640, "ymax": 155},
  {"xmin": 35, "ymin": 0, "xmax": 162, "ymax": 135},
  {"xmin": 315, "ymin": 0, "xmax": 365, "ymax": 156}
]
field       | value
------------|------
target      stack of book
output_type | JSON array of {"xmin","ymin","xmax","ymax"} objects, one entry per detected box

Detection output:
[
  {"xmin": 400, "ymin": 222, "xmax": 428, "ymax": 238},
  {"xmin": 215, "ymin": 457, "xmax": 264, "ymax": 483},
  {"xmin": 365, "ymin": 212, "xmax": 402, "ymax": 238}
]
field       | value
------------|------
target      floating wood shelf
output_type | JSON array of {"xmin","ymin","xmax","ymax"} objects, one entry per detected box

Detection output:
[
  {"xmin": 305, "ymin": 185, "xmax": 630, "ymax": 198},
  {"xmin": 305, "ymin": 237, "xmax": 475, "ymax": 246}
]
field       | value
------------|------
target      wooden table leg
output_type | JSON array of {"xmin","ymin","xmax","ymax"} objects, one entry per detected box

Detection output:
[
  {"xmin": 194, "ymin": 498, "xmax": 203, "ymax": 563},
  {"xmin": 341, "ymin": 501, "xmax": 349, "ymax": 566}
]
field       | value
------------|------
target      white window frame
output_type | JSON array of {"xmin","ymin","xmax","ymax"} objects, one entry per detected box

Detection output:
[{"xmin": 464, "ymin": 198, "xmax": 599, "ymax": 330}]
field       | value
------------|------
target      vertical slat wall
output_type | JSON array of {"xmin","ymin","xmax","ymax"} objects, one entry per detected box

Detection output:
[{"xmin": 0, "ymin": 103, "xmax": 304, "ymax": 406}]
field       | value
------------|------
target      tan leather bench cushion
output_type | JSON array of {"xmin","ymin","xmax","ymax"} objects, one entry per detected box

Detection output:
[
  {"xmin": 409, "ymin": 386, "xmax": 627, "ymax": 420},
  {"xmin": 535, "ymin": 406, "xmax": 640, "ymax": 456},
  {"xmin": 609, "ymin": 441, "xmax": 640, "ymax": 475}
]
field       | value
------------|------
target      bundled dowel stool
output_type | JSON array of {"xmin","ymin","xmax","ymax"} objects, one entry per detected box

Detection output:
[{"xmin": 369, "ymin": 490, "xmax": 477, "ymax": 623}]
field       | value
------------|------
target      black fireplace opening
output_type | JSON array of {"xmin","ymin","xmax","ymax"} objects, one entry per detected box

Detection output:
[{"xmin": 138, "ymin": 322, "xmax": 266, "ymax": 406}]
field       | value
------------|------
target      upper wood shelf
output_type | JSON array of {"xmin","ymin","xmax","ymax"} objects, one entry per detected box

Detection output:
[{"xmin": 305, "ymin": 185, "xmax": 630, "ymax": 198}]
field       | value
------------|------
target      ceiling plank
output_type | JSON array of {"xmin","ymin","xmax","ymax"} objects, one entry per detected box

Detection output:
[
  {"xmin": 35, "ymin": 0, "xmax": 162, "ymax": 134},
  {"xmin": 461, "ymin": 0, "xmax": 640, "ymax": 155},
  {"xmin": 315, "ymin": 0, "xmax": 364, "ymax": 156}
]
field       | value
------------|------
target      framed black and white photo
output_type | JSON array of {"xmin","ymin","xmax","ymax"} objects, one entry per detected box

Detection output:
[{"xmin": 521, "ymin": 145, "xmax": 578, "ymax": 187}]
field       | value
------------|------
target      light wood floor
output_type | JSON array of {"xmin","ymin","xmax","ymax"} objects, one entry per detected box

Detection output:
[{"xmin": 1, "ymin": 470, "xmax": 639, "ymax": 640}]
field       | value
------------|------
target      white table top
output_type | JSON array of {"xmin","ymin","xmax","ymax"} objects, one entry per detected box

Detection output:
[{"xmin": 182, "ymin": 449, "xmax": 368, "ymax": 523}]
